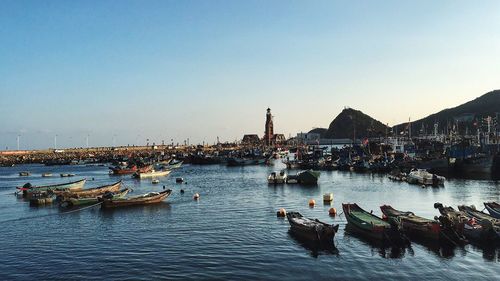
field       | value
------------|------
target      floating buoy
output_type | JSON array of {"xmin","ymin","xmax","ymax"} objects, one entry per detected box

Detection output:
[
  {"xmin": 180, "ymin": 189, "xmax": 185, "ymax": 194},
  {"xmin": 277, "ymin": 208, "xmax": 287, "ymax": 217},
  {"xmin": 193, "ymin": 193, "xmax": 200, "ymax": 200},
  {"xmin": 323, "ymin": 193, "xmax": 333, "ymax": 204},
  {"xmin": 329, "ymin": 207, "xmax": 337, "ymax": 216},
  {"xmin": 309, "ymin": 199, "xmax": 315, "ymax": 207}
]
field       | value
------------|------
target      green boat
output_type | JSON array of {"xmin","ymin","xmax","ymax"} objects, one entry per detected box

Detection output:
[
  {"xmin": 343, "ymin": 203, "xmax": 391, "ymax": 240},
  {"xmin": 296, "ymin": 170, "xmax": 320, "ymax": 185},
  {"xmin": 343, "ymin": 203, "xmax": 410, "ymax": 246},
  {"xmin": 60, "ymin": 188, "xmax": 130, "ymax": 208}
]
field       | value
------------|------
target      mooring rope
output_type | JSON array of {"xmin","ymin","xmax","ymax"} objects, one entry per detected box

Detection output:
[{"xmin": 0, "ymin": 202, "xmax": 103, "ymax": 224}]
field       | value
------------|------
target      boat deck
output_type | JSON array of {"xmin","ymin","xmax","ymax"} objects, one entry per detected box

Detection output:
[{"xmin": 351, "ymin": 211, "xmax": 388, "ymax": 227}]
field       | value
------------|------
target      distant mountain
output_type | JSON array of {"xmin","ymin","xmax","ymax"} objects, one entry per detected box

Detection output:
[
  {"xmin": 309, "ymin": 108, "xmax": 389, "ymax": 139},
  {"xmin": 393, "ymin": 90, "xmax": 500, "ymax": 135}
]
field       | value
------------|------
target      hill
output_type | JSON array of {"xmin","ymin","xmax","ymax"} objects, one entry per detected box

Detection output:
[
  {"xmin": 393, "ymin": 90, "xmax": 500, "ymax": 135},
  {"xmin": 309, "ymin": 108, "xmax": 389, "ymax": 139}
]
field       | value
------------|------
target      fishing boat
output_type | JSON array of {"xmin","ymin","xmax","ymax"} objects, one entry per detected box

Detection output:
[
  {"xmin": 227, "ymin": 157, "xmax": 266, "ymax": 167},
  {"xmin": 60, "ymin": 173, "xmax": 75, "ymax": 177},
  {"xmin": 109, "ymin": 165, "xmax": 138, "ymax": 175},
  {"xmin": 55, "ymin": 180, "xmax": 122, "ymax": 198},
  {"xmin": 286, "ymin": 212, "xmax": 339, "ymax": 243},
  {"xmin": 41, "ymin": 173, "xmax": 53, "ymax": 177},
  {"xmin": 407, "ymin": 169, "xmax": 445, "ymax": 186},
  {"xmin": 168, "ymin": 160, "xmax": 183, "ymax": 169},
  {"xmin": 60, "ymin": 188, "xmax": 130, "ymax": 208},
  {"xmin": 133, "ymin": 169, "xmax": 172, "ymax": 179},
  {"xmin": 484, "ymin": 202, "xmax": 500, "ymax": 219},
  {"xmin": 19, "ymin": 171, "xmax": 31, "ymax": 176},
  {"xmin": 343, "ymin": 203, "xmax": 409, "ymax": 245},
  {"xmin": 17, "ymin": 178, "xmax": 86, "ymax": 193},
  {"xmin": 380, "ymin": 205, "xmax": 453, "ymax": 242},
  {"xmin": 100, "ymin": 189, "xmax": 172, "ymax": 208},
  {"xmin": 296, "ymin": 170, "xmax": 320, "ymax": 184},
  {"xmin": 458, "ymin": 205, "xmax": 500, "ymax": 240},
  {"xmin": 434, "ymin": 203, "xmax": 488, "ymax": 241},
  {"xmin": 268, "ymin": 171, "xmax": 287, "ymax": 184}
]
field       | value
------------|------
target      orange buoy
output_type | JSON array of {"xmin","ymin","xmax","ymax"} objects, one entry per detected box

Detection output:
[
  {"xmin": 309, "ymin": 199, "xmax": 316, "ymax": 207},
  {"xmin": 193, "ymin": 193, "xmax": 200, "ymax": 200},
  {"xmin": 277, "ymin": 208, "xmax": 286, "ymax": 217},
  {"xmin": 329, "ymin": 207, "xmax": 337, "ymax": 216}
]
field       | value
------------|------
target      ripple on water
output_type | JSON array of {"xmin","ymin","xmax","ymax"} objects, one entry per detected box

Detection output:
[{"xmin": 1, "ymin": 164, "xmax": 500, "ymax": 280}]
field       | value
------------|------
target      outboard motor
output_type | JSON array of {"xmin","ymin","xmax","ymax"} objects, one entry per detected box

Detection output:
[{"xmin": 102, "ymin": 191, "xmax": 115, "ymax": 200}]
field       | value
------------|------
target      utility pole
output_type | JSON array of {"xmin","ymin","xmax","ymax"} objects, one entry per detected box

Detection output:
[{"xmin": 17, "ymin": 135, "xmax": 20, "ymax": 150}]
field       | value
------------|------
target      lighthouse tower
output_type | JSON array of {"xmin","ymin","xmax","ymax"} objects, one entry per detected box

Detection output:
[{"xmin": 264, "ymin": 108, "xmax": 274, "ymax": 146}]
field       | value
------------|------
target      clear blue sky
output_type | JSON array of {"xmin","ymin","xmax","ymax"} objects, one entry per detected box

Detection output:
[{"xmin": 1, "ymin": 0, "xmax": 499, "ymax": 149}]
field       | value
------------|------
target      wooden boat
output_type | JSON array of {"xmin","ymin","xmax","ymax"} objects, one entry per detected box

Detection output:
[
  {"xmin": 168, "ymin": 160, "xmax": 183, "ymax": 169},
  {"xmin": 133, "ymin": 169, "xmax": 172, "ymax": 179},
  {"xmin": 484, "ymin": 202, "xmax": 500, "ymax": 219},
  {"xmin": 434, "ymin": 203, "xmax": 490, "ymax": 241},
  {"xmin": 60, "ymin": 188, "xmax": 130, "ymax": 208},
  {"xmin": 343, "ymin": 203, "xmax": 409, "ymax": 247},
  {"xmin": 458, "ymin": 205, "xmax": 500, "ymax": 240},
  {"xmin": 343, "ymin": 203, "xmax": 392, "ymax": 240},
  {"xmin": 297, "ymin": 170, "xmax": 320, "ymax": 184},
  {"xmin": 380, "ymin": 205, "xmax": 441, "ymax": 241},
  {"xmin": 100, "ymin": 189, "xmax": 172, "ymax": 208},
  {"xmin": 17, "ymin": 179, "xmax": 86, "ymax": 192},
  {"xmin": 55, "ymin": 180, "xmax": 122, "ymax": 198},
  {"xmin": 227, "ymin": 157, "xmax": 266, "ymax": 166},
  {"xmin": 286, "ymin": 212, "xmax": 339, "ymax": 243},
  {"xmin": 109, "ymin": 165, "xmax": 137, "ymax": 175}
]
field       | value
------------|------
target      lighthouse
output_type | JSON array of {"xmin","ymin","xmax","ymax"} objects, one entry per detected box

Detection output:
[{"xmin": 264, "ymin": 108, "xmax": 274, "ymax": 146}]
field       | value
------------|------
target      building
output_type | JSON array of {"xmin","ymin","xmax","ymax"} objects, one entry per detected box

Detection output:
[
  {"xmin": 242, "ymin": 134, "xmax": 260, "ymax": 145},
  {"xmin": 264, "ymin": 108, "xmax": 274, "ymax": 146}
]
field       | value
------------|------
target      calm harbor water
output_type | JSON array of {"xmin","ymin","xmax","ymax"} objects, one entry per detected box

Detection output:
[{"xmin": 1, "ymin": 162, "xmax": 500, "ymax": 280}]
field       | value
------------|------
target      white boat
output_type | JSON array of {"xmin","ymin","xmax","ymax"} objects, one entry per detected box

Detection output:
[
  {"xmin": 407, "ymin": 169, "xmax": 445, "ymax": 186},
  {"xmin": 268, "ymin": 171, "xmax": 287, "ymax": 184},
  {"xmin": 42, "ymin": 173, "xmax": 53, "ymax": 177},
  {"xmin": 134, "ymin": 169, "xmax": 172, "ymax": 179},
  {"xmin": 152, "ymin": 179, "xmax": 160, "ymax": 184}
]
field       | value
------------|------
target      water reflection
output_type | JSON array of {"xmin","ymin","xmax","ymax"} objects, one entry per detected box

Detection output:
[
  {"xmin": 288, "ymin": 231, "xmax": 339, "ymax": 258},
  {"xmin": 343, "ymin": 226, "xmax": 408, "ymax": 259}
]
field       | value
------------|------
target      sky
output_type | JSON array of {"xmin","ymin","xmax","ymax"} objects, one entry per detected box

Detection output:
[{"xmin": 1, "ymin": 0, "xmax": 499, "ymax": 150}]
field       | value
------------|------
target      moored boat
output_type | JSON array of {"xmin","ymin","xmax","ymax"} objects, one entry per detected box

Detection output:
[
  {"xmin": 19, "ymin": 171, "xmax": 31, "ymax": 176},
  {"xmin": 407, "ymin": 169, "xmax": 445, "ymax": 186},
  {"xmin": 55, "ymin": 180, "xmax": 122, "ymax": 198},
  {"xmin": 484, "ymin": 202, "xmax": 500, "ymax": 219},
  {"xmin": 268, "ymin": 171, "xmax": 287, "ymax": 184},
  {"xmin": 379, "ymin": 205, "xmax": 465, "ymax": 243},
  {"xmin": 434, "ymin": 203, "xmax": 491, "ymax": 241},
  {"xmin": 41, "ymin": 173, "xmax": 53, "ymax": 177},
  {"xmin": 286, "ymin": 212, "xmax": 339, "ymax": 243},
  {"xmin": 296, "ymin": 170, "xmax": 320, "ymax": 185},
  {"xmin": 458, "ymin": 205, "xmax": 500, "ymax": 240},
  {"xmin": 100, "ymin": 189, "xmax": 172, "ymax": 208},
  {"xmin": 17, "ymin": 178, "xmax": 86, "ymax": 193},
  {"xmin": 133, "ymin": 169, "xmax": 172, "ymax": 179},
  {"xmin": 60, "ymin": 188, "xmax": 130, "ymax": 208},
  {"xmin": 343, "ymin": 203, "xmax": 409, "ymax": 246}
]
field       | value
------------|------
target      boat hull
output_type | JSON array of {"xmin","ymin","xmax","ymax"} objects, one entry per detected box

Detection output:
[{"xmin": 100, "ymin": 189, "xmax": 172, "ymax": 208}]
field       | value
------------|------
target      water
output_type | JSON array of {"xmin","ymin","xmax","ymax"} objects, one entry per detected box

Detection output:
[{"xmin": 1, "ymin": 163, "xmax": 499, "ymax": 280}]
